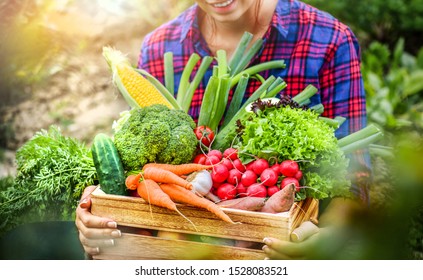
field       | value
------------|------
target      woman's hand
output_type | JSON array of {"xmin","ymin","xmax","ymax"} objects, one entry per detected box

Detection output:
[{"xmin": 75, "ymin": 185, "xmax": 121, "ymax": 257}]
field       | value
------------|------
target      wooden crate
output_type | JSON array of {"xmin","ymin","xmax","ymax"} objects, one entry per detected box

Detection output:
[{"xmin": 90, "ymin": 188, "xmax": 319, "ymax": 260}]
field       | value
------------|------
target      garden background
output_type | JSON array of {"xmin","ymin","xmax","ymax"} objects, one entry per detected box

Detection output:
[{"xmin": 0, "ymin": 0, "xmax": 422, "ymax": 259}]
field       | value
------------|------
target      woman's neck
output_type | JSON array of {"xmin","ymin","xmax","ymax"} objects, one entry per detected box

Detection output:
[{"xmin": 199, "ymin": 0, "xmax": 278, "ymax": 58}]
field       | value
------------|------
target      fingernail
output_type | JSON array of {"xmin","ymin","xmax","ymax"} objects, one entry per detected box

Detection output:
[
  {"xmin": 111, "ymin": 230, "xmax": 121, "ymax": 238},
  {"xmin": 263, "ymin": 237, "xmax": 272, "ymax": 245},
  {"xmin": 262, "ymin": 244, "xmax": 269, "ymax": 252},
  {"xmin": 264, "ymin": 257, "xmax": 270, "ymax": 260},
  {"xmin": 107, "ymin": 221, "xmax": 117, "ymax": 228},
  {"xmin": 95, "ymin": 247, "xmax": 100, "ymax": 253},
  {"xmin": 107, "ymin": 239, "xmax": 115, "ymax": 246},
  {"xmin": 79, "ymin": 198, "xmax": 88, "ymax": 207}
]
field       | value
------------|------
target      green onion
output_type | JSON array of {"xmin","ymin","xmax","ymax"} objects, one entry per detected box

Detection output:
[
  {"xmin": 292, "ymin": 84, "xmax": 318, "ymax": 104},
  {"xmin": 230, "ymin": 60, "xmax": 286, "ymax": 87},
  {"xmin": 340, "ymin": 132, "xmax": 384, "ymax": 154},
  {"xmin": 229, "ymin": 32, "xmax": 253, "ymax": 75},
  {"xmin": 209, "ymin": 77, "xmax": 232, "ymax": 132},
  {"xmin": 264, "ymin": 77, "xmax": 287, "ymax": 98},
  {"xmin": 164, "ymin": 52, "xmax": 174, "ymax": 95},
  {"xmin": 369, "ymin": 144, "xmax": 395, "ymax": 159},
  {"xmin": 217, "ymin": 50, "xmax": 228, "ymax": 77},
  {"xmin": 223, "ymin": 73, "xmax": 249, "ymax": 127},
  {"xmin": 318, "ymin": 116, "xmax": 346, "ymax": 129},
  {"xmin": 181, "ymin": 55, "xmax": 213, "ymax": 112},
  {"xmin": 176, "ymin": 53, "xmax": 201, "ymax": 107},
  {"xmin": 310, "ymin": 103, "xmax": 324, "ymax": 115},
  {"xmin": 197, "ymin": 75, "xmax": 219, "ymax": 128},
  {"xmin": 338, "ymin": 123, "xmax": 382, "ymax": 148},
  {"xmin": 231, "ymin": 38, "xmax": 263, "ymax": 76}
]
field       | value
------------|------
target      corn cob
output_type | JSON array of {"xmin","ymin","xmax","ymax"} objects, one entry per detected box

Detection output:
[{"xmin": 102, "ymin": 46, "xmax": 174, "ymax": 109}]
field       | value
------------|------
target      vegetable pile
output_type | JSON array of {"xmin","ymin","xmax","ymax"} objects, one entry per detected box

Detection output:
[{"xmin": 2, "ymin": 31, "xmax": 386, "ymax": 236}]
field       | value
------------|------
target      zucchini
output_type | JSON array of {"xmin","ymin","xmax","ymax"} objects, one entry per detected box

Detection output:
[{"xmin": 91, "ymin": 133, "xmax": 127, "ymax": 195}]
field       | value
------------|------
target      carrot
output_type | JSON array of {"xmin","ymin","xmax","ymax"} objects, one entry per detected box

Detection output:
[
  {"xmin": 125, "ymin": 173, "xmax": 142, "ymax": 190},
  {"xmin": 136, "ymin": 179, "xmax": 178, "ymax": 212},
  {"xmin": 260, "ymin": 183, "xmax": 296, "ymax": 214},
  {"xmin": 217, "ymin": 197, "xmax": 266, "ymax": 211},
  {"xmin": 159, "ymin": 183, "xmax": 238, "ymax": 224},
  {"xmin": 142, "ymin": 163, "xmax": 212, "ymax": 175},
  {"xmin": 137, "ymin": 179, "xmax": 197, "ymax": 230},
  {"xmin": 143, "ymin": 166, "xmax": 193, "ymax": 190}
]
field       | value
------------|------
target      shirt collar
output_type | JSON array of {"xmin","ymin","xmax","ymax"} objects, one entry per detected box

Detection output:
[
  {"xmin": 270, "ymin": 0, "xmax": 292, "ymax": 39},
  {"xmin": 179, "ymin": 4, "xmax": 200, "ymax": 43},
  {"xmin": 180, "ymin": 0, "xmax": 293, "ymax": 42}
]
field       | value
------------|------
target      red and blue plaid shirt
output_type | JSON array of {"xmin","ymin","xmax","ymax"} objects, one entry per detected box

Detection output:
[{"xmin": 137, "ymin": 0, "xmax": 370, "ymax": 202}]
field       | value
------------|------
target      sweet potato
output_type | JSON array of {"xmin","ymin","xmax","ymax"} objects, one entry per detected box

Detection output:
[
  {"xmin": 217, "ymin": 197, "xmax": 266, "ymax": 211},
  {"xmin": 260, "ymin": 183, "xmax": 295, "ymax": 214}
]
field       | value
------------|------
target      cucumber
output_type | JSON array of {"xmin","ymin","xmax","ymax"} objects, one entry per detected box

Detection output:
[{"xmin": 91, "ymin": 133, "xmax": 127, "ymax": 195}]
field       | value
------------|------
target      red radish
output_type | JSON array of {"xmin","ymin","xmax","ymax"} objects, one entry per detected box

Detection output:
[
  {"xmin": 246, "ymin": 183, "xmax": 267, "ymax": 198},
  {"xmin": 208, "ymin": 149, "xmax": 223, "ymax": 160},
  {"xmin": 193, "ymin": 154, "xmax": 207, "ymax": 165},
  {"xmin": 240, "ymin": 170, "xmax": 257, "ymax": 187},
  {"xmin": 279, "ymin": 160, "xmax": 299, "ymax": 177},
  {"xmin": 270, "ymin": 163, "xmax": 280, "ymax": 175},
  {"xmin": 267, "ymin": 185, "xmax": 280, "ymax": 197},
  {"xmin": 245, "ymin": 161, "xmax": 255, "ymax": 171},
  {"xmin": 211, "ymin": 164, "xmax": 229, "ymax": 183},
  {"xmin": 205, "ymin": 155, "xmax": 220, "ymax": 165},
  {"xmin": 232, "ymin": 159, "xmax": 246, "ymax": 172},
  {"xmin": 260, "ymin": 168, "xmax": 279, "ymax": 187},
  {"xmin": 216, "ymin": 183, "xmax": 236, "ymax": 200},
  {"xmin": 221, "ymin": 158, "xmax": 233, "ymax": 170},
  {"xmin": 281, "ymin": 177, "xmax": 300, "ymax": 192},
  {"xmin": 227, "ymin": 168, "xmax": 242, "ymax": 185},
  {"xmin": 223, "ymin": 147, "xmax": 238, "ymax": 160},
  {"xmin": 252, "ymin": 158, "xmax": 269, "ymax": 175},
  {"xmin": 236, "ymin": 183, "xmax": 247, "ymax": 197},
  {"xmin": 294, "ymin": 170, "xmax": 303, "ymax": 180}
]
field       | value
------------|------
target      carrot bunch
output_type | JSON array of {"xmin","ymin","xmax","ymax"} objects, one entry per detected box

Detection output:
[{"xmin": 126, "ymin": 163, "xmax": 237, "ymax": 227}]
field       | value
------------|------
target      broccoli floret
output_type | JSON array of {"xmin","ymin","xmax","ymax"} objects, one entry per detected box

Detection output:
[
  {"xmin": 157, "ymin": 125, "xmax": 198, "ymax": 164},
  {"xmin": 113, "ymin": 105, "xmax": 197, "ymax": 171}
]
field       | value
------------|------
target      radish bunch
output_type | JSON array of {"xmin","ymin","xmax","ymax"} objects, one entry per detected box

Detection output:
[{"xmin": 193, "ymin": 148, "xmax": 303, "ymax": 201}]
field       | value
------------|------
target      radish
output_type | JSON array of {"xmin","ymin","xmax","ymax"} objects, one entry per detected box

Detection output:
[
  {"xmin": 208, "ymin": 149, "xmax": 223, "ymax": 160},
  {"xmin": 232, "ymin": 158, "xmax": 246, "ymax": 172},
  {"xmin": 260, "ymin": 168, "xmax": 279, "ymax": 187},
  {"xmin": 227, "ymin": 168, "xmax": 242, "ymax": 185},
  {"xmin": 270, "ymin": 163, "xmax": 280, "ymax": 175},
  {"xmin": 193, "ymin": 153, "xmax": 207, "ymax": 165},
  {"xmin": 221, "ymin": 158, "xmax": 233, "ymax": 170},
  {"xmin": 281, "ymin": 177, "xmax": 300, "ymax": 192},
  {"xmin": 216, "ymin": 183, "xmax": 237, "ymax": 200},
  {"xmin": 246, "ymin": 183, "xmax": 267, "ymax": 198},
  {"xmin": 267, "ymin": 185, "xmax": 280, "ymax": 197},
  {"xmin": 245, "ymin": 161, "xmax": 255, "ymax": 171},
  {"xmin": 223, "ymin": 147, "xmax": 238, "ymax": 160},
  {"xmin": 252, "ymin": 158, "xmax": 269, "ymax": 175},
  {"xmin": 279, "ymin": 160, "xmax": 299, "ymax": 177},
  {"xmin": 294, "ymin": 170, "xmax": 303, "ymax": 180},
  {"xmin": 211, "ymin": 164, "xmax": 229, "ymax": 183},
  {"xmin": 205, "ymin": 155, "xmax": 221, "ymax": 165},
  {"xmin": 236, "ymin": 183, "xmax": 247, "ymax": 197},
  {"xmin": 240, "ymin": 170, "xmax": 257, "ymax": 187}
]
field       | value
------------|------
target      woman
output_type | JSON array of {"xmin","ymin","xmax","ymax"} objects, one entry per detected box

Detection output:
[{"xmin": 76, "ymin": 0, "xmax": 369, "ymax": 259}]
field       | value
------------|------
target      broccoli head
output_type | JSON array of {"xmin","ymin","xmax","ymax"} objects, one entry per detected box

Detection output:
[{"xmin": 113, "ymin": 104, "xmax": 198, "ymax": 171}]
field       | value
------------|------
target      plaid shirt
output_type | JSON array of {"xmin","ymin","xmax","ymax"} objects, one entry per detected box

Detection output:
[{"xmin": 137, "ymin": 0, "xmax": 370, "ymax": 203}]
